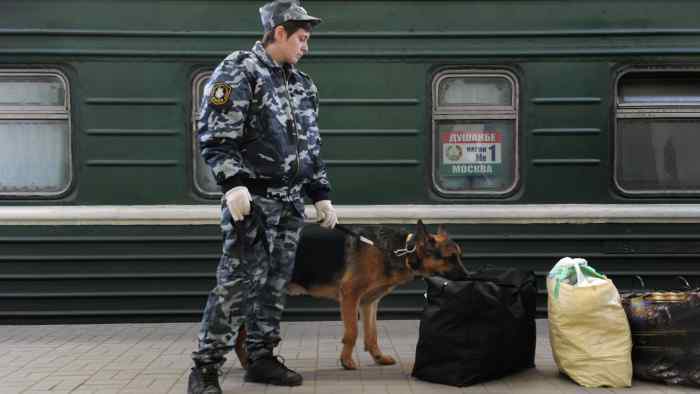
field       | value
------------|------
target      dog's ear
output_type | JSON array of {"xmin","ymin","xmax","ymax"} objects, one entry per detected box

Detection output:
[
  {"xmin": 415, "ymin": 219, "xmax": 431, "ymax": 256},
  {"xmin": 436, "ymin": 224, "xmax": 448, "ymax": 239},
  {"xmin": 416, "ymin": 219, "xmax": 429, "ymax": 241}
]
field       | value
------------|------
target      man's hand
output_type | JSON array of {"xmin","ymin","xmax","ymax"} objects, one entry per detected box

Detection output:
[
  {"xmin": 224, "ymin": 186, "xmax": 252, "ymax": 221},
  {"xmin": 314, "ymin": 200, "xmax": 338, "ymax": 229}
]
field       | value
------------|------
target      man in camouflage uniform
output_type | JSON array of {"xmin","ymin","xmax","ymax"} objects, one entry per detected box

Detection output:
[{"xmin": 188, "ymin": 1, "xmax": 337, "ymax": 392}]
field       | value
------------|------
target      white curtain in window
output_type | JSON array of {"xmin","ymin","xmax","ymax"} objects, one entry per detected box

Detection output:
[
  {"xmin": 0, "ymin": 120, "xmax": 69, "ymax": 192},
  {"xmin": 620, "ymin": 77, "xmax": 700, "ymax": 104},
  {"xmin": 193, "ymin": 73, "xmax": 220, "ymax": 194},
  {"xmin": 439, "ymin": 77, "xmax": 512, "ymax": 107},
  {"xmin": 0, "ymin": 77, "xmax": 65, "ymax": 107}
]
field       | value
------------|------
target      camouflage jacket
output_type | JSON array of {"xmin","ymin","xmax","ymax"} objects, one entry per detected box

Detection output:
[{"xmin": 198, "ymin": 41, "xmax": 331, "ymax": 204}]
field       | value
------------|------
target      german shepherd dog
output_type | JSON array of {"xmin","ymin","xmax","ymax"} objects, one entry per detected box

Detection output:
[{"xmin": 234, "ymin": 219, "xmax": 467, "ymax": 370}]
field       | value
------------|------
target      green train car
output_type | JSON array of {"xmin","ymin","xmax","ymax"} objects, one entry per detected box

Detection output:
[{"xmin": 2, "ymin": 0, "xmax": 700, "ymax": 323}]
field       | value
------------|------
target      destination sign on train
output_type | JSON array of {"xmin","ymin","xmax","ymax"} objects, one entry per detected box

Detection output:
[{"xmin": 441, "ymin": 131, "xmax": 503, "ymax": 165}]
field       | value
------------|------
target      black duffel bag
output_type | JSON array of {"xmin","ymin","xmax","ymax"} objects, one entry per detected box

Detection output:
[
  {"xmin": 412, "ymin": 268, "xmax": 537, "ymax": 386},
  {"xmin": 622, "ymin": 282, "xmax": 700, "ymax": 387}
]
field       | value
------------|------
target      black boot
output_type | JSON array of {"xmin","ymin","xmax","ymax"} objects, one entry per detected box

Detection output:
[
  {"xmin": 187, "ymin": 363, "xmax": 222, "ymax": 394},
  {"xmin": 244, "ymin": 354, "xmax": 303, "ymax": 386}
]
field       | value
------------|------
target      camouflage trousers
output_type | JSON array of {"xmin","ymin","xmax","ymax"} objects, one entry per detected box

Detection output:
[{"xmin": 192, "ymin": 195, "xmax": 304, "ymax": 366}]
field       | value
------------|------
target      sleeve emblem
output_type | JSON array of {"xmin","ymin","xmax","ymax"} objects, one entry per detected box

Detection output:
[{"xmin": 209, "ymin": 82, "xmax": 232, "ymax": 106}]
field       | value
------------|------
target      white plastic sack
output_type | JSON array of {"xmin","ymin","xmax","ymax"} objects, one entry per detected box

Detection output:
[{"xmin": 547, "ymin": 257, "xmax": 632, "ymax": 388}]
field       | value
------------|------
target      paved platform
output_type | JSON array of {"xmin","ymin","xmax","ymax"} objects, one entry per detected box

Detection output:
[{"xmin": 0, "ymin": 320, "xmax": 695, "ymax": 394}]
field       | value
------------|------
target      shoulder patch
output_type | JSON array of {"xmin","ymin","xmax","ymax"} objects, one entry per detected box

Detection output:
[{"xmin": 209, "ymin": 82, "xmax": 232, "ymax": 106}]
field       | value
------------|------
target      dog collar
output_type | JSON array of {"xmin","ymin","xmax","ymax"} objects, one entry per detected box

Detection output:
[
  {"xmin": 394, "ymin": 233, "xmax": 415, "ymax": 257},
  {"xmin": 395, "ymin": 233, "xmax": 421, "ymax": 272}
]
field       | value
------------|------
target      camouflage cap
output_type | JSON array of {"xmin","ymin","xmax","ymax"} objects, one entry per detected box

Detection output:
[{"xmin": 259, "ymin": 0, "xmax": 322, "ymax": 33}]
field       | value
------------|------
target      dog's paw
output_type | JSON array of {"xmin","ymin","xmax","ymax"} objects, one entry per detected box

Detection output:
[
  {"xmin": 373, "ymin": 354, "xmax": 396, "ymax": 366},
  {"xmin": 340, "ymin": 356, "xmax": 358, "ymax": 370}
]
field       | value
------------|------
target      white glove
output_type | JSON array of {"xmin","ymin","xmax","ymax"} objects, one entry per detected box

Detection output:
[
  {"xmin": 224, "ymin": 186, "xmax": 252, "ymax": 222},
  {"xmin": 314, "ymin": 200, "xmax": 338, "ymax": 229}
]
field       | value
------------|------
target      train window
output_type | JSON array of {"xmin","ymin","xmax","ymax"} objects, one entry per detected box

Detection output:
[
  {"xmin": 431, "ymin": 70, "xmax": 519, "ymax": 196},
  {"xmin": 615, "ymin": 70, "xmax": 700, "ymax": 194},
  {"xmin": 0, "ymin": 71, "xmax": 71, "ymax": 196},
  {"xmin": 191, "ymin": 70, "xmax": 220, "ymax": 196},
  {"xmin": 437, "ymin": 76, "xmax": 512, "ymax": 107}
]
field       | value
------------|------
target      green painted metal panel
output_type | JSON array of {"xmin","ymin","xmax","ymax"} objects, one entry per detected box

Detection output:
[{"xmin": 1, "ymin": 222, "xmax": 700, "ymax": 323}]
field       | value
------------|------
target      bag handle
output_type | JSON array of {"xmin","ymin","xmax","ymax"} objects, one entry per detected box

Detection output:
[
  {"xmin": 573, "ymin": 260, "xmax": 587, "ymax": 287},
  {"xmin": 677, "ymin": 276, "xmax": 692, "ymax": 291},
  {"xmin": 551, "ymin": 257, "xmax": 607, "ymax": 298},
  {"xmin": 423, "ymin": 277, "xmax": 451, "ymax": 299}
]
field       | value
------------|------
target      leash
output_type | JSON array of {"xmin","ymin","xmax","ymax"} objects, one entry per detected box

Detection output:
[
  {"xmin": 239, "ymin": 205, "xmax": 420, "ymax": 263},
  {"xmin": 334, "ymin": 222, "xmax": 416, "ymax": 259},
  {"xmin": 333, "ymin": 223, "xmax": 375, "ymax": 246},
  {"xmin": 235, "ymin": 202, "xmax": 270, "ymax": 259},
  {"xmin": 315, "ymin": 220, "xmax": 374, "ymax": 246},
  {"xmin": 321, "ymin": 221, "xmax": 421, "ymax": 271}
]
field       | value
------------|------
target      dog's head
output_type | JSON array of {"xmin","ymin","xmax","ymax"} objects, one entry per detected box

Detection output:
[{"xmin": 412, "ymin": 220, "xmax": 468, "ymax": 279}]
